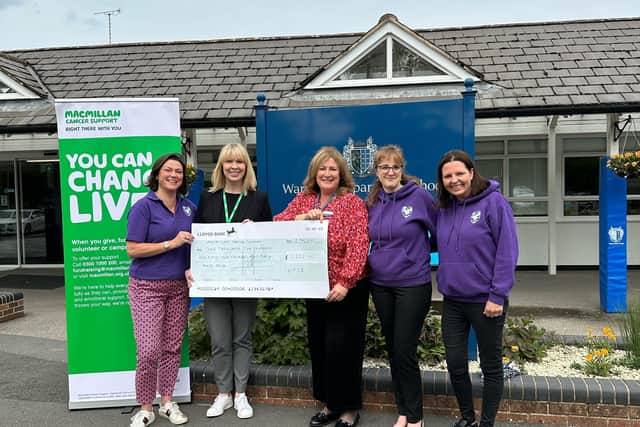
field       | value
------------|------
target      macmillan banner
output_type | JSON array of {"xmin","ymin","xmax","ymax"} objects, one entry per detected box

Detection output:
[{"xmin": 55, "ymin": 98, "xmax": 190, "ymax": 409}]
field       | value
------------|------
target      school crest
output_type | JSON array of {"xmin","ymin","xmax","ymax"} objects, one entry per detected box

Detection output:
[
  {"xmin": 470, "ymin": 210, "xmax": 481, "ymax": 224},
  {"xmin": 401, "ymin": 205, "xmax": 413, "ymax": 218},
  {"xmin": 182, "ymin": 205, "xmax": 192, "ymax": 216},
  {"xmin": 343, "ymin": 136, "xmax": 377, "ymax": 178},
  {"xmin": 608, "ymin": 226, "xmax": 624, "ymax": 244}
]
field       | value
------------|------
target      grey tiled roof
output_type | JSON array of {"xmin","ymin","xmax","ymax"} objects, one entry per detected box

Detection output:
[
  {"xmin": 0, "ymin": 53, "xmax": 48, "ymax": 97},
  {"xmin": 1, "ymin": 17, "xmax": 639, "ymax": 130}
]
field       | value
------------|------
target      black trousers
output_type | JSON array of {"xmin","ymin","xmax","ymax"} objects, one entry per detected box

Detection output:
[
  {"xmin": 442, "ymin": 298, "xmax": 507, "ymax": 427},
  {"xmin": 306, "ymin": 280, "xmax": 369, "ymax": 413},
  {"xmin": 371, "ymin": 283, "xmax": 431, "ymax": 423}
]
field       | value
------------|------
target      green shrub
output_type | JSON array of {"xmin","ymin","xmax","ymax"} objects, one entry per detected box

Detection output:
[
  {"xmin": 418, "ymin": 309, "xmax": 445, "ymax": 365},
  {"xmin": 364, "ymin": 298, "xmax": 387, "ymax": 359},
  {"xmin": 252, "ymin": 299, "xmax": 310, "ymax": 365},
  {"xmin": 366, "ymin": 299, "xmax": 445, "ymax": 365},
  {"xmin": 502, "ymin": 316, "xmax": 548, "ymax": 363},
  {"xmin": 188, "ymin": 304, "xmax": 211, "ymax": 360},
  {"xmin": 620, "ymin": 300, "xmax": 640, "ymax": 369},
  {"xmin": 189, "ymin": 297, "xmax": 446, "ymax": 367}
]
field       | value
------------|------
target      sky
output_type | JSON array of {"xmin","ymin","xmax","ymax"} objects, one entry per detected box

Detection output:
[{"xmin": 1, "ymin": 0, "xmax": 639, "ymax": 51}]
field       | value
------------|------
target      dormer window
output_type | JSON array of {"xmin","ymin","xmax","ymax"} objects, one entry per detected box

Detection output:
[
  {"xmin": 336, "ymin": 39, "xmax": 446, "ymax": 82},
  {"xmin": 0, "ymin": 81, "xmax": 17, "ymax": 95},
  {"xmin": 304, "ymin": 15, "xmax": 480, "ymax": 90},
  {"xmin": 0, "ymin": 71, "xmax": 39, "ymax": 100}
]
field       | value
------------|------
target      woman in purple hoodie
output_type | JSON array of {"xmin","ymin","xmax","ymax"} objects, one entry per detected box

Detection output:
[
  {"xmin": 367, "ymin": 145, "xmax": 437, "ymax": 427},
  {"xmin": 435, "ymin": 150, "xmax": 518, "ymax": 427}
]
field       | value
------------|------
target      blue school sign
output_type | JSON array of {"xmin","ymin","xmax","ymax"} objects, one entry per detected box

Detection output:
[
  {"xmin": 255, "ymin": 80, "xmax": 477, "ymax": 213},
  {"xmin": 255, "ymin": 79, "xmax": 478, "ymax": 358}
]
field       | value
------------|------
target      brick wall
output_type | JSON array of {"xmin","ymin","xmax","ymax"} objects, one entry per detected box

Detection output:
[
  {"xmin": 191, "ymin": 362, "xmax": 640, "ymax": 426},
  {"xmin": 0, "ymin": 292, "xmax": 24, "ymax": 323}
]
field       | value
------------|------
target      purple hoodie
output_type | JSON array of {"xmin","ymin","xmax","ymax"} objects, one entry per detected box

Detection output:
[
  {"xmin": 367, "ymin": 181, "xmax": 437, "ymax": 287},
  {"xmin": 436, "ymin": 180, "xmax": 518, "ymax": 305}
]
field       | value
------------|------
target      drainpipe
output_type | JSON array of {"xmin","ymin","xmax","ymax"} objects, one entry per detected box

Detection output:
[{"xmin": 547, "ymin": 115, "xmax": 558, "ymax": 275}]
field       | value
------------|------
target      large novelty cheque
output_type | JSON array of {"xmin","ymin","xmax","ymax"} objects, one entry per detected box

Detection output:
[{"xmin": 189, "ymin": 221, "xmax": 328, "ymax": 298}]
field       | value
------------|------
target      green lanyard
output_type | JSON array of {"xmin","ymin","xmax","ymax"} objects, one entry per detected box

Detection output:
[{"xmin": 223, "ymin": 192, "xmax": 243, "ymax": 223}]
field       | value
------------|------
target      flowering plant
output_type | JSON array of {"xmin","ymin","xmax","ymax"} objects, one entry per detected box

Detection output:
[
  {"xmin": 184, "ymin": 163, "xmax": 197, "ymax": 187},
  {"xmin": 583, "ymin": 327, "xmax": 616, "ymax": 376},
  {"xmin": 607, "ymin": 151, "xmax": 640, "ymax": 178}
]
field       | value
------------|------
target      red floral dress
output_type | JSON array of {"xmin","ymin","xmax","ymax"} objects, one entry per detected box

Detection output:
[{"xmin": 274, "ymin": 192, "xmax": 368, "ymax": 289}]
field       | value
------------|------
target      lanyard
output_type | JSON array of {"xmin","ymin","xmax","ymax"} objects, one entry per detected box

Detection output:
[
  {"xmin": 223, "ymin": 192, "xmax": 243, "ymax": 223},
  {"xmin": 314, "ymin": 192, "xmax": 335, "ymax": 211}
]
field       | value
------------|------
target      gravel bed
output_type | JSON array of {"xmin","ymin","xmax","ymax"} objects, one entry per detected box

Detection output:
[{"xmin": 364, "ymin": 345, "xmax": 640, "ymax": 380}]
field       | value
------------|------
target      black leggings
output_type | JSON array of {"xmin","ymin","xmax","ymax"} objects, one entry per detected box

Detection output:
[
  {"xmin": 371, "ymin": 283, "xmax": 431, "ymax": 423},
  {"xmin": 442, "ymin": 298, "xmax": 507, "ymax": 427}
]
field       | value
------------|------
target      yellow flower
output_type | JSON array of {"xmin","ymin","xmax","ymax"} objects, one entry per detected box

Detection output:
[
  {"xmin": 511, "ymin": 345, "xmax": 519, "ymax": 352},
  {"xmin": 636, "ymin": 151, "xmax": 640, "ymax": 157},
  {"xmin": 502, "ymin": 356, "xmax": 510, "ymax": 364},
  {"xmin": 625, "ymin": 152, "xmax": 633, "ymax": 158},
  {"xmin": 587, "ymin": 327, "xmax": 593, "ymax": 338},
  {"xmin": 612, "ymin": 154, "xmax": 620, "ymax": 159},
  {"xmin": 633, "ymin": 162, "xmax": 638, "ymax": 167},
  {"xmin": 586, "ymin": 353, "xmax": 594, "ymax": 362},
  {"xmin": 600, "ymin": 348, "xmax": 609, "ymax": 356}
]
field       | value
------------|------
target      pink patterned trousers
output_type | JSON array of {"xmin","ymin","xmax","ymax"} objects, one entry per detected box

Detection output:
[{"xmin": 128, "ymin": 277, "xmax": 189, "ymax": 405}]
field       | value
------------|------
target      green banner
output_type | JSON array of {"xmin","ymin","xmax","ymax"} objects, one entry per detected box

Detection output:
[{"xmin": 55, "ymin": 99, "xmax": 189, "ymax": 409}]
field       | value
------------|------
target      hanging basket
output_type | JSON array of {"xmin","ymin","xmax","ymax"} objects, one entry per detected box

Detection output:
[
  {"xmin": 607, "ymin": 152, "xmax": 640, "ymax": 179},
  {"xmin": 185, "ymin": 163, "xmax": 198, "ymax": 187}
]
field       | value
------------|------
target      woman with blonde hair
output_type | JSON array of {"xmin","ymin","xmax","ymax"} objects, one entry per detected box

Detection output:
[
  {"xmin": 188, "ymin": 143, "xmax": 272, "ymax": 420},
  {"xmin": 274, "ymin": 146, "xmax": 369, "ymax": 427}
]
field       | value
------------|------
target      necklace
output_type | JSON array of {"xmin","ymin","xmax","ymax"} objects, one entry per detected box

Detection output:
[{"xmin": 223, "ymin": 192, "xmax": 243, "ymax": 223}]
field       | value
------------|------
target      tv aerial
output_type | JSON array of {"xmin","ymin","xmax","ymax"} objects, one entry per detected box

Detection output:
[{"xmin": 95, "ymin": 9, "xmax": 121, "ymax": 44}]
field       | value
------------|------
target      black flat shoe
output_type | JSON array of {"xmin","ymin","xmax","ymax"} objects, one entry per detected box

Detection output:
[
  {"xmin": 335, "ymin": 413, "xmax": 360, "ymax": 427},
  {"xmin": 310, "ymin": 411, "xmax": 340, "ymax": 427}
]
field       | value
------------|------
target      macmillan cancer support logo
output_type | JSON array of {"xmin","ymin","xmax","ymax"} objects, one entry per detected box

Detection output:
[{"xmin": 343, "ymin": 137, "xmax": 377, "ymax": 178}]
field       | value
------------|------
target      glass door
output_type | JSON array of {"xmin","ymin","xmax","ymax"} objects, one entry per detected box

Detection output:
[
  {"xmin": 0, "ymin": 161, "xmax": 18, "ymax": 264},
  {"xmin": 18, "ymin": 160, "xmax": 63, "ymax": 264}
]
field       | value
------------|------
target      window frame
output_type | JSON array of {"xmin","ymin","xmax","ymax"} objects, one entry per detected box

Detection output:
[{"xmin": 475, "ymin": 137, "xmax": 549, "ymax": 217}]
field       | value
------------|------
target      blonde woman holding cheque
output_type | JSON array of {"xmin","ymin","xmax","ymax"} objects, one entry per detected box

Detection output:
[{"xmin": 187, "ymin": 143, "xmax": 272, "ymax": 420}]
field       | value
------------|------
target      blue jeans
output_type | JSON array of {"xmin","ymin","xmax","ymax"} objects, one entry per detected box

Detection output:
[{"xmin": 442, "ymin": 298, "xmax": 507, "ymax": 427}]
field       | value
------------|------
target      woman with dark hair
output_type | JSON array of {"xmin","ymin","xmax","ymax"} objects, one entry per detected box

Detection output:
[
  {"xmin": 126, "ymin": 153, "xmax": 195, "ymax": 427},
  {"xmin": 435, "ymin": 150, "xmax": 518, "ymax": 427},
  {"xmin": 274, "ymin": 146, "xmax": 369, "ymax": 427},
  {"xmin": 366, "ymin": 145, "xmax": 436, "ymax": 427},
  {"xmin": 188, "ymin": 143, "xmax": 272, "ymax": 420}
]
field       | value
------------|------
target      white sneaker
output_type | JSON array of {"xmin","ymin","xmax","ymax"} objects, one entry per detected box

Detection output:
[
  {"xmin": 234, "ymin": 393, "xmax": 254, "ymax": 419},
  {"xmin": 158, "ymin": 401, "xmax": 188, "ymax": 425},
  {"xmin": 206, "ymin": 393, "xmax": 233, "ymax": 417},
  {"xmin": 130, "ymin": 409, "xmax": 155, "ymax": 427}
]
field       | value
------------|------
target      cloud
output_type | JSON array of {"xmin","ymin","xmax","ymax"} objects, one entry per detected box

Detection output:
[
  {"xmin": 0, "ymin": 0, "xmax": 25, "ymax": 11},
  {"xmin": 65, "ymin": 10, "xmax": 100, "ymax": 29}
]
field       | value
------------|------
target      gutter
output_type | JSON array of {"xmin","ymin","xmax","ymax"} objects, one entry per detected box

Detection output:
[{"xmin": 3, "ymin": 102, "xmax": 640, "ymax": 135}]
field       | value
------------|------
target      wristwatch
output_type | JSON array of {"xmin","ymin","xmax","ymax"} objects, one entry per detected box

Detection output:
[{"xmin": 163, "ymin": 241, "xmax": 170, "ymax": 251}]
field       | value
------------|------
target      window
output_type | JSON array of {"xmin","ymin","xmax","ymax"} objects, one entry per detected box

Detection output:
[
  {"xmin": 0, "ymin": 81, "xmax": 16, "ymax": 95},
  {"xmin": 562, "ymin": 135, "xmax": 640, "ymax": 216},
  {"xmin": 196, "ymin": 146, "xmax": 257, "ymax": 189},
  {"xmin": 562, "ymin": 137, "xmax": 605, "ymax": 216},
  {"xmin": 476, "ymin": 138, "xmax": 548, "ymax": 217},
  {"xmin": 337, "ymin": 43, "xmax": 386, "ymax": 80},
  {"xmin": 332, "ymin": 36, "xmax": 449, "ymax": 86}
]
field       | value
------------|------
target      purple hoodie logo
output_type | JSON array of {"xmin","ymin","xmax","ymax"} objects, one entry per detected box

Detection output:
[
  {"xmin": 470, "ymin": 210, "xmax": 481, "ymax": 224},
  {"xmin": 401, "ymin": 205, "xmax": 413, "ymax": 218},
  {"xmin": 182, "ymin": 205, "xmax": 192, "ymax": 216}
]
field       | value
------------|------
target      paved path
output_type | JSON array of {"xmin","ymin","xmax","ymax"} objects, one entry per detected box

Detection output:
[{"xmin": 0, "ymin": 333, "xmax": 563, "ymax": 427}]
